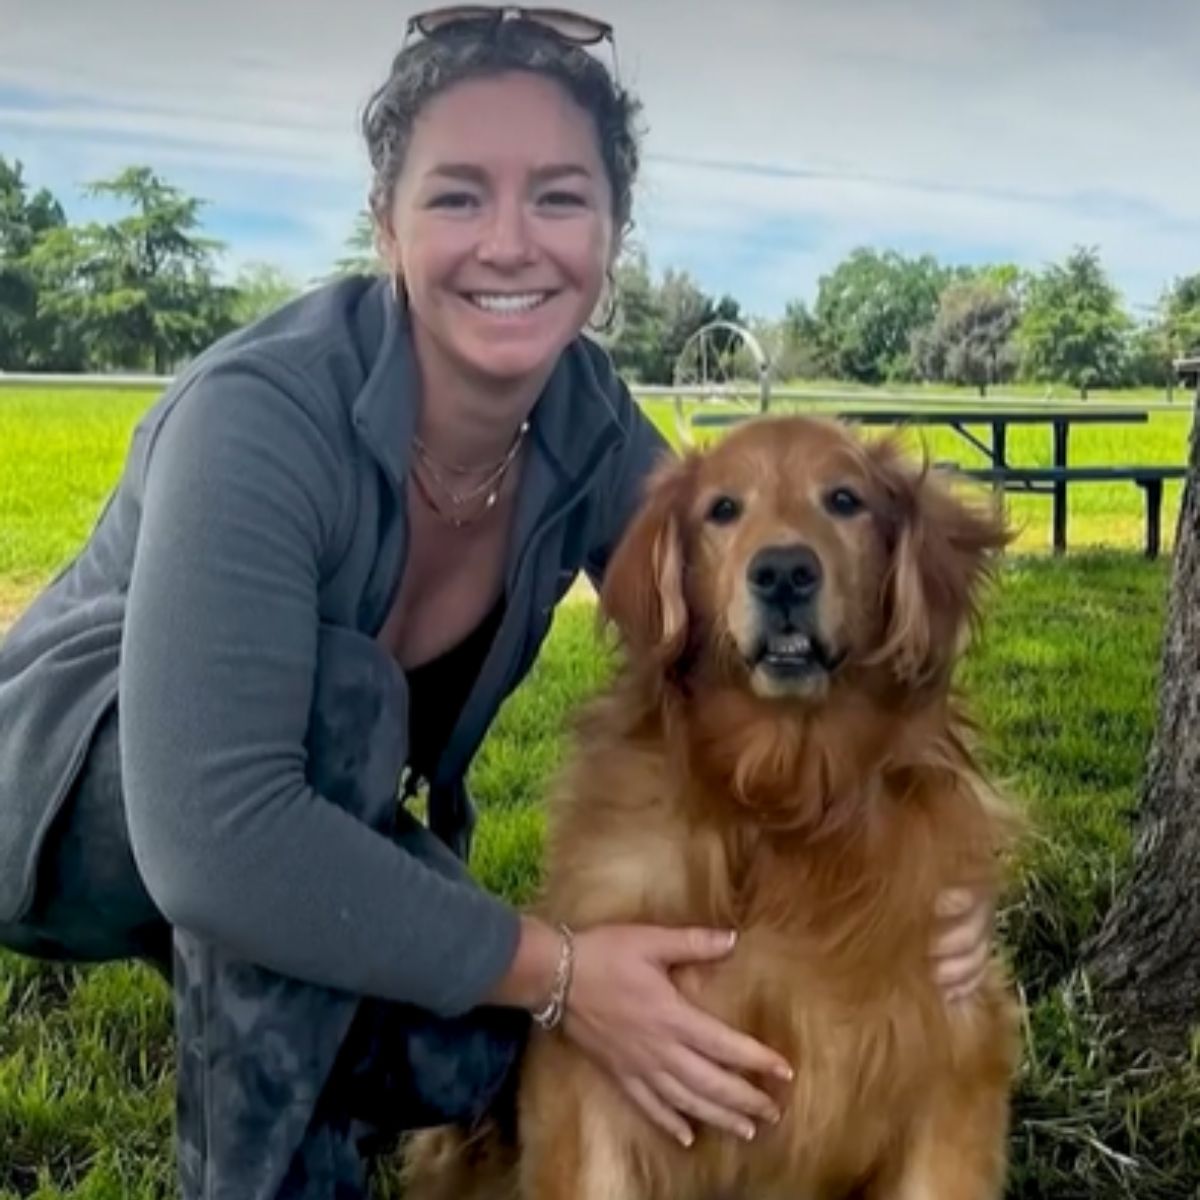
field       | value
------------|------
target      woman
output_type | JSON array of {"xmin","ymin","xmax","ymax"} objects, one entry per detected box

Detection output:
[{"xmin": 0, "ymin": 9, "xmax": 993, "ymax": 1197}]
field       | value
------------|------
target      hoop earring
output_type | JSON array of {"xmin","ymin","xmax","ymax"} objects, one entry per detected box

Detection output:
[{"xmin": 588, "ymin": 268, "xmax": 619, "ymax": 335}]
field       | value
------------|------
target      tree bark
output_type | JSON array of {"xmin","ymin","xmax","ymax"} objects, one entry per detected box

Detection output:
[{"xmin": 1087, "ymin": 396, "xmax": 1200, "ymax": 1053}]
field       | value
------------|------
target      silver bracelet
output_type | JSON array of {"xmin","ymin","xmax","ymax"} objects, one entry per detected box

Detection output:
[{"xmin": 531, "ymin": 923, "xmax": 576, "ymax": 1032}]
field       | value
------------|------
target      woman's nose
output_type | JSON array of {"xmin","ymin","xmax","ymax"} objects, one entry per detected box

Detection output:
[{"xmin": 476, "ymin": 198, "xmax": 535, "ymax": 266}]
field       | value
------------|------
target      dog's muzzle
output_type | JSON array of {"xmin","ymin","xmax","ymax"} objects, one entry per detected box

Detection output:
[{"xmin": 746, "ymin": 543, "xmax": 840, "ymax": 681}]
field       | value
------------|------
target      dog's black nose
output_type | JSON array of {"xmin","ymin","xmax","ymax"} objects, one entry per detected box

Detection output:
[{"xmin": 747, "ymin": 544, "xmax": 823, "ymax": 607}]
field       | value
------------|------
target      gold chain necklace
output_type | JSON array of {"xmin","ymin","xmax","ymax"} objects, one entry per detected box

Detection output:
[{"xmin": 410, "ymin": 420, "xmax": 529, "ymax": 528}]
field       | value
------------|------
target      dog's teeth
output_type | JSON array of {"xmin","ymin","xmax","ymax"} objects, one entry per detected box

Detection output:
[{"xmin": 771, "ymin": 635, "xmax": 812, "ymax": 655}]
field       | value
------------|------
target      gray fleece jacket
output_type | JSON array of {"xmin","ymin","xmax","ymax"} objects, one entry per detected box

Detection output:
[{"xmin": 0, "ymin": 275, "xmax": 668, "ymax": 1015}]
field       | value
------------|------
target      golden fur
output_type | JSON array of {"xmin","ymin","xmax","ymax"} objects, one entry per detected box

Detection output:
[{"xmin": 406, "ymin": 416, "xmax": 1021, "ymax": 1200}]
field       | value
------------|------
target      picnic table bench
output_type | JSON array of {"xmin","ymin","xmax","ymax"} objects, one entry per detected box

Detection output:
[
  {"xmin": 1176, "ymin": 355, "xmax": 1200, "ymax": 391},
  {"xmin": 689, "ymin": 407, "xmax": 1187, "ymax": 557},
  {"xmin": 953, "ymin": 465, "xmax": 1186, "ymax": 558}
]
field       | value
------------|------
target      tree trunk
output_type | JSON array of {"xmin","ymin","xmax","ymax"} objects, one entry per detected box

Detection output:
[{"xmin": 1087, "ymin": 396, "xmax": 1200, "ymax": 1053}]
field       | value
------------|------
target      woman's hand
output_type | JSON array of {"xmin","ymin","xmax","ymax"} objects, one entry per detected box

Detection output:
[
  {"xmin": 562, "ymin": 924, "xmax": 793, "ymax": 1148},
  {"xmin": 929, "ymin": 886, "xmax": 994, "ymax": 1003}
]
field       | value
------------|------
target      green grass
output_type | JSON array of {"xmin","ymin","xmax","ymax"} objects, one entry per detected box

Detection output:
[
  {"xmin": 2, "ymin": 384, "xmax": 1198, "ymax": 1197},
  {"xmin": 0, "ymin": 387, "xmax": 1192, "ymax": 616},
  {"xmin": 0, "ymin": 389, "xmax": 152, "ymax": 618}
]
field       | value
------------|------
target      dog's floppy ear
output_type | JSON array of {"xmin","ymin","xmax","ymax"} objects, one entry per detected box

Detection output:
[
  {"xmin": 867, "ymin": 436, "xmax": 1009, "ymax": 687},
  {"xmin": 600, "ymin": 455, "xmax": 695, "ymax": 669}
]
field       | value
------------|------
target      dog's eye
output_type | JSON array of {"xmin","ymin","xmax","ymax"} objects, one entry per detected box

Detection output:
[
  {"xmin": 706, "ymin": 495, "xmax": 743, "ymax": 525},
  {"xmin": 826, "ymin": 487, "xmax": 865, "ymax": 517}
]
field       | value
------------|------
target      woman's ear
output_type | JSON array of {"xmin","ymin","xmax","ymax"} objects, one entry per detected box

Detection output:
[
  {"xmin": 867, "ymin": 437, "xmax": 1010, "ymax": 687},
  {"xmin": 600, "ymin": 456, "xmax": 695, "ymax": 670},
  {"xmin": 369, "ymin": 198, "xmax": 400, "ymax": 271}
]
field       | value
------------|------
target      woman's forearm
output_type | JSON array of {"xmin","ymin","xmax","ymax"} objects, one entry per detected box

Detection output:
[{"xmin": 485, "ymin": 913, "xmax": 562, "ymax": 1011}]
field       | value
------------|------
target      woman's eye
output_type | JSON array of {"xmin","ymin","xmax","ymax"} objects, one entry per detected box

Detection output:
[
  {"xmin": 539, "ymin": 190, "xmax": 588, "ymax": 208},
  {"xmin": 428, "ymin": 192, "xmax": 479, "ymax": 210},
  {"xmin": 706, "ymin": 495, "xmax": 743, "ymax": 525},
  {"xmin": 825, "ymin": 487, "xmax": 865, "ymax": 518}
]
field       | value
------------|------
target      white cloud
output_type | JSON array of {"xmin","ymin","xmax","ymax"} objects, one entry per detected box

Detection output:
[
  {"xmin": 1, "ymin": 0, "xmax": 1197, "ymax": 314},
  {"xmin": 636, "ymin": 155, "xmax": 1197, "ymax": 312}
]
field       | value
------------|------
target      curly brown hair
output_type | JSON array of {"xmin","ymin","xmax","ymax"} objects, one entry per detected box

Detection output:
[{"xmin": 361, "ymin": 17, "xmax": 642, "ymax": 240}]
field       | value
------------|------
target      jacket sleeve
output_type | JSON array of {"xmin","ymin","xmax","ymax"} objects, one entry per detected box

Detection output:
[
  {"xmin": 119, "ymin": 359, "xmax": 519, "ymax": 1016},
  {"xmin": 584, "ymin": 364, "xmax": 676, "ymax": 585}
]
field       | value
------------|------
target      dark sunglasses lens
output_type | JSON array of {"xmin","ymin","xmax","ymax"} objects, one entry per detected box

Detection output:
[
  {"xmin": 527, "ymin": 8, "xmax": 612, "ymax": 43},
  {"xmin": 414, "ymin": 6, "xmax": 496, "ymax": 35},
  {"xmin": 413, "ymin": 6, "xmax": 611, "ymax": 45}
]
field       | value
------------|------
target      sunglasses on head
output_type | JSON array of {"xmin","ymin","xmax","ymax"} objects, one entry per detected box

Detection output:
[{"xmin": 405, "ymin": 5, "xmax": 614, "ymax": 47}]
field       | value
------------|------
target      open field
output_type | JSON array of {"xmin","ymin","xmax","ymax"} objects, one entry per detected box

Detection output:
[
  {"xmin": 0, "ymin": 384, "xmax": 1193, "ymax": 619},
  {"xmin": 1, "ymin": 381, "xmax": 1197, "ymax": 1197}
]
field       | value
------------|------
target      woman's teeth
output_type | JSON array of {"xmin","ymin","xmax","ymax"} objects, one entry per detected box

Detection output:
[{"xmin": 468, "ymin": 292, "xmax": 549, "ymax": 314}]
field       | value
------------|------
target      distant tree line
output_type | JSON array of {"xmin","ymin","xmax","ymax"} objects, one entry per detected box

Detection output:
[
  {"xmin": 2, "ymin": 157, "xmax": 1198, "ymax": 395},
  {"xmin": 623, "ymin": 248, "xmax": 1199, "ymax": 400}
]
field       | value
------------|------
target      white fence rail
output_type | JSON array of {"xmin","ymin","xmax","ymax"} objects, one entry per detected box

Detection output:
[
  {"xmin": 0, "ymin": 372, "xmax": 173, "ymax": 387},
  {"xmin": 1, "ymin": 372, "xmax": 1193, "ymax": 412}
]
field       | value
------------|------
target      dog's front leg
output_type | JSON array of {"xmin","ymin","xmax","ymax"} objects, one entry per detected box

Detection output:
[
  {"xmin": 519, "ymin": 1087, "xmax": 650, "ymax": 1200},
  {"xmin": 518, "ymin": 1037, "xmax": 659, "ymax": 1200},
  {"xmin": 867, "ymin": 1065, "xmax": 1012, "ymax": 1199}
]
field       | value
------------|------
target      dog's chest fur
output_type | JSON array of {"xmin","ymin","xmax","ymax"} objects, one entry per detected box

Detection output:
[{"xmin": 545, "ymin": 744, "xmax": 957, "ymax": 1097}]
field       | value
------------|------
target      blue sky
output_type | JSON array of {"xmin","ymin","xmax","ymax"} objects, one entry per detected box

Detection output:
[{"xmin": 2, "ymin": 0, "xmax": 1198, "ymax": 319}]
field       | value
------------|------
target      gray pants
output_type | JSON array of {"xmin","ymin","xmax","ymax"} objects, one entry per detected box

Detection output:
[
  {"xmin": 0, "ymin": 696, "xmax": 525, "ymax": 1198},
  {"xmin": 0, "ymin": 703, "xmax": 172, "ymax": 972}
]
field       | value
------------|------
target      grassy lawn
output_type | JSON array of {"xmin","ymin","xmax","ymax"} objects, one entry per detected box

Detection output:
[
  {"xmin": 1, "ymin": 383, "xmax": 1197, "ymax": 1197},
  {"xmin": 0, "ymin": 387, "xmax": 157, "ymax": 606},
  {"xmin": 0, "ymin": 385, "xmax": 1193, "ymax": 610}
]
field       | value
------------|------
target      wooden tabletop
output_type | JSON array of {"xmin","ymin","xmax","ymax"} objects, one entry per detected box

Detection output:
[{"xmin": 690, "ymin": 408, "xmax": 1150, "ymax": 429}]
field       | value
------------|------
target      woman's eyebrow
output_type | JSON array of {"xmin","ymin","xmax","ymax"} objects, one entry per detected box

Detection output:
[
  {"xmin": 425, "ymin": 163, "xmax": 488, "ymax": 183},
  {"xmin": 531, "ymin": 164, "xmax": 593, "ymax": 183},
  {"xmin": 425, "ymin": 163, "xmax": 594, "ymax": 183}
]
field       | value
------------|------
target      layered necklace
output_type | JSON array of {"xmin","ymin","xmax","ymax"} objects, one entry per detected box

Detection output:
[{"xmin": 409, "ymin": 420, "xmax": 530, "ymax": 529}]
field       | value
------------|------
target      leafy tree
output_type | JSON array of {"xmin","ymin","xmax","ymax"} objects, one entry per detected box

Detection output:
[
  {"xmin": 1109, "ymin": 275, "xmax": 1200, "ymax": 397},
  {"xmin": 912, "ymin": 279, "xmax": 1020, "ymax": 396},
  {"xmin": 973, "ymin": 261, "xmax": 1028, "ymax": 297},
  {"xmin": 1017, "ymin": 247, "xmax": 1131, "ymax": 399},
  {"xmin": 0, "ymin": 156, "xmax": 69, "ymax": 369},
  {"xmin": 1124, "ymin": 321, "xmax": 1175, "ymax": 391},
  {"xmin": 607, "ymin": 247, "xmax": 661, "ymax": 381},
  {"xmin": 18, "ymin": 226, "xmax": 92, "ymax": 370},
  {"xmin": 231, "ymin": 261, "xmax": 301, "ymax": 326},
  {"xmin": 330, "ymin": 211, "xmax": 383, "ymax": 278},
  {"xmin": 772, "ymin": 300, "xmax": 830, "ymax": 381},
  {"xmin": 28, "ymin": 167, "xmax": 237, "ymax": 373},
  {"xmin": 656, "ymin": 267, "xmax": 716, "ymax": 383},
  {"xmin": 1164, "ymin": 272, "xmax": 1200, "ymax": 359},
  {"xmin": 813, "ymin": 248, "xmax": 950, "ymax": 383}
]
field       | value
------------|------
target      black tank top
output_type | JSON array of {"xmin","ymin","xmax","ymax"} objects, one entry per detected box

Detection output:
[{"xmin": 403, "ymin": 598, "xmax": 506, "ymax": 785}]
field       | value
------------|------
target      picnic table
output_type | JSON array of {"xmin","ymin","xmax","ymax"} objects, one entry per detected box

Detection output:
[
  {"xmin": 1177, "ymin": 355, "xmax": 1200, "ymax": 393},
  {"xmin": 690, "ymin": 406, "xmax": 1185, "ymax": 557}
]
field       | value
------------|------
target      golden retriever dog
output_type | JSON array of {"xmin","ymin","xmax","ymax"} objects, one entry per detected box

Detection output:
[{"xmin": 406, "ymin": 415, "xmax": 1020, "ymax": 1200}]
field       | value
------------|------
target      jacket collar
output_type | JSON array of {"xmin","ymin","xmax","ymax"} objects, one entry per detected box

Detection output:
[{"xmin": 349, "ymin": 277, "xmax": 625, "ymax": 493}]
